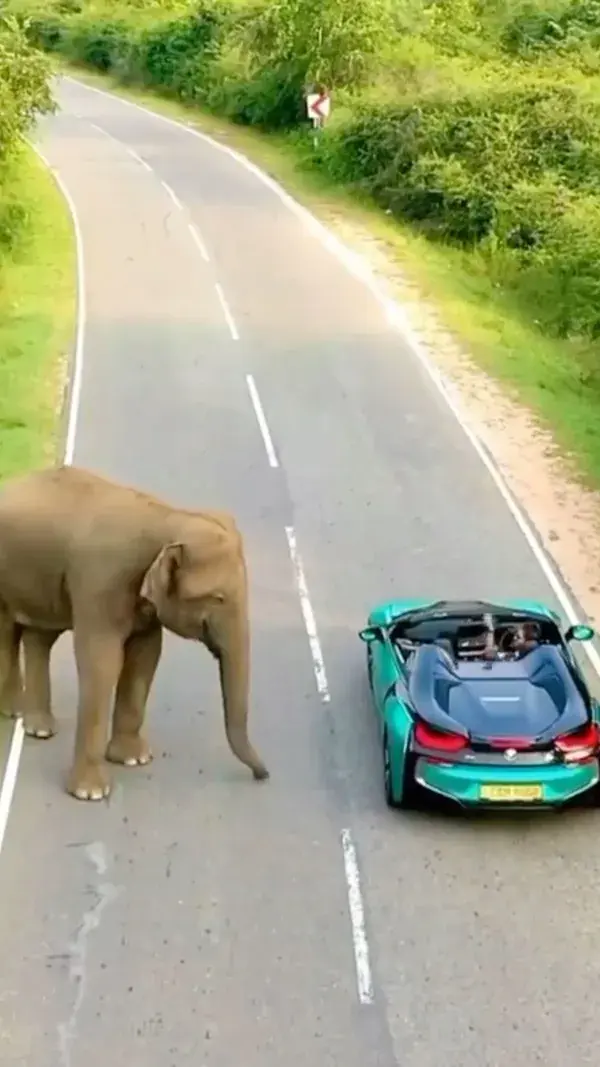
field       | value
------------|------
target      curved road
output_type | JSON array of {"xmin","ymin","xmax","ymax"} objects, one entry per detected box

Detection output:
[{"xmin": 0, "ymin": 75, "xmax": 599, "ymax": 1066}]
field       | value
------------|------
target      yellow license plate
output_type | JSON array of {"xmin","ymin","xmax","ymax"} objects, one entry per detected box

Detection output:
[{"xmin": 479, "ymin": 783, "xmax": 543, "ymax": 802}]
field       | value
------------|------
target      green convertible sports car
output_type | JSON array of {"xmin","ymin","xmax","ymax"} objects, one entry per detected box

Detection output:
[{"xmin": 359, "ymin": 597, "xmax": 600, "ymax": 810}]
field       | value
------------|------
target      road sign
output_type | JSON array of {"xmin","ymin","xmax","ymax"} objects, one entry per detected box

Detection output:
[{"xmin": 306, "ymin": 90, "xmax": 330, "ymax": 126}]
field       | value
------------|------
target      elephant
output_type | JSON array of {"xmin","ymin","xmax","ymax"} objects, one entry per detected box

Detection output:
[{"xmin": 0, "ymin": 465, "xmax": 269, "ymax": 801}]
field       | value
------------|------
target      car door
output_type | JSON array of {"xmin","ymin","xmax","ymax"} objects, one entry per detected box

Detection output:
[
  {"xmin": 369, "ymin": 629, "xmax": 415, "ymax": 798},
  {"xmin": 370, "ymin": 628, "xmax": 402, "ymax": 739}
]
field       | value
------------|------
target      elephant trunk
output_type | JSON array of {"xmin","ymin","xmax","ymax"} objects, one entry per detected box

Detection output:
[{"xmin": 217, "ymin": 610, "xmax": 269, "ymax": 781}]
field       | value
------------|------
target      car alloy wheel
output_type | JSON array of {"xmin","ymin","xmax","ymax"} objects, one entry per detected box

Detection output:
[
  {"xmin": 384, "ymin": 732, "xmax": 418, "ymax": 810},
  {"xmin": 383, "ymin": 733, "xmax": 395, "ymax": 807}
]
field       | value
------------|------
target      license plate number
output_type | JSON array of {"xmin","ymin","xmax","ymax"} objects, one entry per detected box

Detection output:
[{"xmin": 479, "ymin": 783, "xmax": 543, "ymax": 802}]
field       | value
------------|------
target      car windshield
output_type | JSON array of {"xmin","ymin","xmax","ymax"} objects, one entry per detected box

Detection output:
[{"xmin": 391, "ymin": 610, "xmax": 561, "ymax": 663}]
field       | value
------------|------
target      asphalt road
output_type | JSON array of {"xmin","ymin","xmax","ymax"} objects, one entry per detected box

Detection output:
[{"xmin": 0, "ymin": 75, "xmax": 599, "ymax": 1066}]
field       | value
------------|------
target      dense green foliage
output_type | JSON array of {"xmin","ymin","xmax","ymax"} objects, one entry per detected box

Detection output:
[
  {"xmin": 19, "ymin": 0, "xmax": 600, "ymax": 368},
  {"xmin": 0, "ymin": 17, "xmax": 71, "ymax": 480},
  {"xmin": 0, "ymin": 14, "xmax": 54, "ymax": 255}
]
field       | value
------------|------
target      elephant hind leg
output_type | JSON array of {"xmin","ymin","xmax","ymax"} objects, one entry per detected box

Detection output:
[
  {"xmin": 0, "ymin": 616, "xmax": 23, "ymax": 721},
  {"xmin": 106, "ymin": 625, "xmax": 162, "ymax": 767},
  {"xmin": 21, "ymin": 628, "xmax": 61, "ymax": 739}
]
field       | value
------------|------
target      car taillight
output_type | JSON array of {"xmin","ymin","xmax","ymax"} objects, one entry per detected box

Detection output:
[
  {"xmin": 555, "ymin": 723, "xmax": 600, "ymax": 763},
  {"xmin": 414, "ymin": 721, "xmax": 467, "ymax": 753}
]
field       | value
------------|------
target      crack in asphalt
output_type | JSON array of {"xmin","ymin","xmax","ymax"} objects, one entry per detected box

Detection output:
[{"xmin": 57, "ymin": 842, "xmax": 122, "ymax": 1067}]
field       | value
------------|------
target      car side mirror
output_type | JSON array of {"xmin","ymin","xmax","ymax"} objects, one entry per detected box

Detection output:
[
  {"xmin": 565, "ymin": 623, "xmax": 595, "ymax": 642},
  {"xmin": 359, "ymin": 626, "xmax": 380, "ymax": 643}
]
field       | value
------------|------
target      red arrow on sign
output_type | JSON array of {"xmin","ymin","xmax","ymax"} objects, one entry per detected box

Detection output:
[{"xmin": 309, "ymin": 92, "xmax": 328, "ymax": 119}]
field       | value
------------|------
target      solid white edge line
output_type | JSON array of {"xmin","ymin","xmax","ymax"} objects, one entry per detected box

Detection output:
[
  {"xmin": 341, "ymin": 828, "xmax": 374, "ymax": 1005},
  {"xmin": 63, "ymin": 75, "xmax": 600, "ymax": 679},
  {"xmin": 31, "ymin": 147, "xmax": 86, "ymax": 465},
  {"xmin": 284, "ymin": 526, "xmax": 330, "ymax": 702},
  {"xmin": 245, "ymin": 374, "xmax": 279, "ymax": 468},
  {"xmin": 0, "ymin": 146, "xmax": 85, "ymax": 861},
  {"xmin": 215, "ymin": 282, "xmax": 239, "ymax": 341},
  {"xmin": 160, "ymin": 179, "xmax": 182, "ymax": 211},
  {"xmin": 188, "ymin": 222, "xmax": 210, "ymax": 263},
  {"xmin": 0, "ymin": 720, "xmax": 24, "ymax": 856}
]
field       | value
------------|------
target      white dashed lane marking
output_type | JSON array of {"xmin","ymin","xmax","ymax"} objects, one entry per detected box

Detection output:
[
  {"xmin": 284, "ymin": 526, "xmax": 330, "ymax": 703},
  {"xmin": 215, "ymin": 282, "xmax": 239, "ymax": 340},
  {"xmin": 245, "ymin": 374, "xmax": 279, "ymax": 468}
]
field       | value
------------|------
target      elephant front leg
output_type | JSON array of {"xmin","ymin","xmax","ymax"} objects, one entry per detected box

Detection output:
[
  {"xmin": 106, "ymin": 625, "xmax": 162, "ymax": 768},
  {"xmin": 21, "ymin": 628, "xmax": 61, "ymax": 739},
  {"xmin": 68, "ymin": 627, "xmax": 125, "ymax": 802}
]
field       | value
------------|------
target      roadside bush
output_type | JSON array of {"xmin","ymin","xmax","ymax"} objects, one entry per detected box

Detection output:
[
  {"xmin": 196, "ymin": 37, "xmax": 304, "ymax": 126},
  {"xmin": 224, "ymin": 0, "xmax": 395, "ymax": 128},
  {"xmin": 518, "ymin": 194, "xmax": 600, "ymax": 339},
  {"xmin": 315, "ymin": 83, "xmax": 600, "ymax": 240},
  {"xmin": 0, "ymin": 14, "xmax": 54, "ymax": 157},
  {"xmin": 135, "ymin": 4, "xmax": 228, "ymax": 98},
  {"xmin": 501, "ymin": 0, "xmax": 600, "ymax": 56},
  {"xmin": 216, "ymin": 61, "xmax": 307, "ymax": 127},
  {"xmin": 492, "ymin": 173, "xmax": 572, "ymax": 253},
  {"xmin": 67, "ymin": 16, "xmax": 131, "ymax": 70},
  {"xmin": 501, "ymin": 2, "xmax": 566, "ymax": 55},
  {"xmin": 243, "ymin": 0, "xmax": 394, "ymax": 91},
  {"xmin": 0, "ymin": 15, "xmax": 54, "ymax": 253},
  {"xmin": 26, "ymin": 14, "xmax": 70, "ymax": 50}
]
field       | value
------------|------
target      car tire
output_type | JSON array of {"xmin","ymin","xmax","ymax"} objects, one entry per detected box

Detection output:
[
  {"xmin": 367, "ymin": 644, "xmax": 373, "ymax": 689},
  {"xmin": 383, "ymin": 731, "xmax": 419, "ymax": 810},
  {"xmin": 582, "ymin": 781, "xmax": 600, "ymax": 808}
]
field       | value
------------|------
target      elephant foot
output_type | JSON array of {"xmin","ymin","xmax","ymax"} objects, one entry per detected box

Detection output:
[
  {"xmin": 23, "ymin": 710, "xmax": 57, "ymax": 740},
  {"xmin": 67, "ymin": 760, "xmax": 111, "ymax": 802},
  {"xmin": 1, "ymin": 697, "xmax": 23, "ymax": 721},
  {"xmin": 106, "ymin": 733, "xmax": 153, "ymax": 767}
]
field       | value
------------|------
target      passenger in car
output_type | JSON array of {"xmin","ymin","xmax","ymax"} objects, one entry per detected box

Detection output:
[{"xmin": 509, "ymin": 621, "xmax": 541, "ymax": 657}]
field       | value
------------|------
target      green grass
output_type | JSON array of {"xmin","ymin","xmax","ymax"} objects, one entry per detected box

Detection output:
[
  {"xmin": 61, "ymin": 60, "xmax": 600, "ymax": 488},
  {"xmin": 0, "ymin": 145, "xmax": 75, "ymax": 751},
  {"xmin": 0, "ymin": 145, "xmax": 76, "ymax": 481}
]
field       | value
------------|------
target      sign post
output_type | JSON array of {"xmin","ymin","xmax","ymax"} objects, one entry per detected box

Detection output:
[{"xmin": 305, "ymin": 86, "xmax": 330, "ymax": 146}]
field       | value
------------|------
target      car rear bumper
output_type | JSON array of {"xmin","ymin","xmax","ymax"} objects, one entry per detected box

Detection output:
[{"xmin": 415, "ymin": 756, "xmax": 600, "ymax": 807}]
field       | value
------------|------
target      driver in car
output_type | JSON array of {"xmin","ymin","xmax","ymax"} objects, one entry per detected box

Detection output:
[
  {"xmin": 508, "ymin": 621, "xmax": 540, "ymax": 657},
  {"xmin": 482, "ymin": 621, "xmax": 541, "ymax": 662}
]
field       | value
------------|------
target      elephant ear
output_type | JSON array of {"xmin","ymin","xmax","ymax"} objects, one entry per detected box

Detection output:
[{"xmin": 140, "ymin": 543, "xmax": 185, "ymax": 605}]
